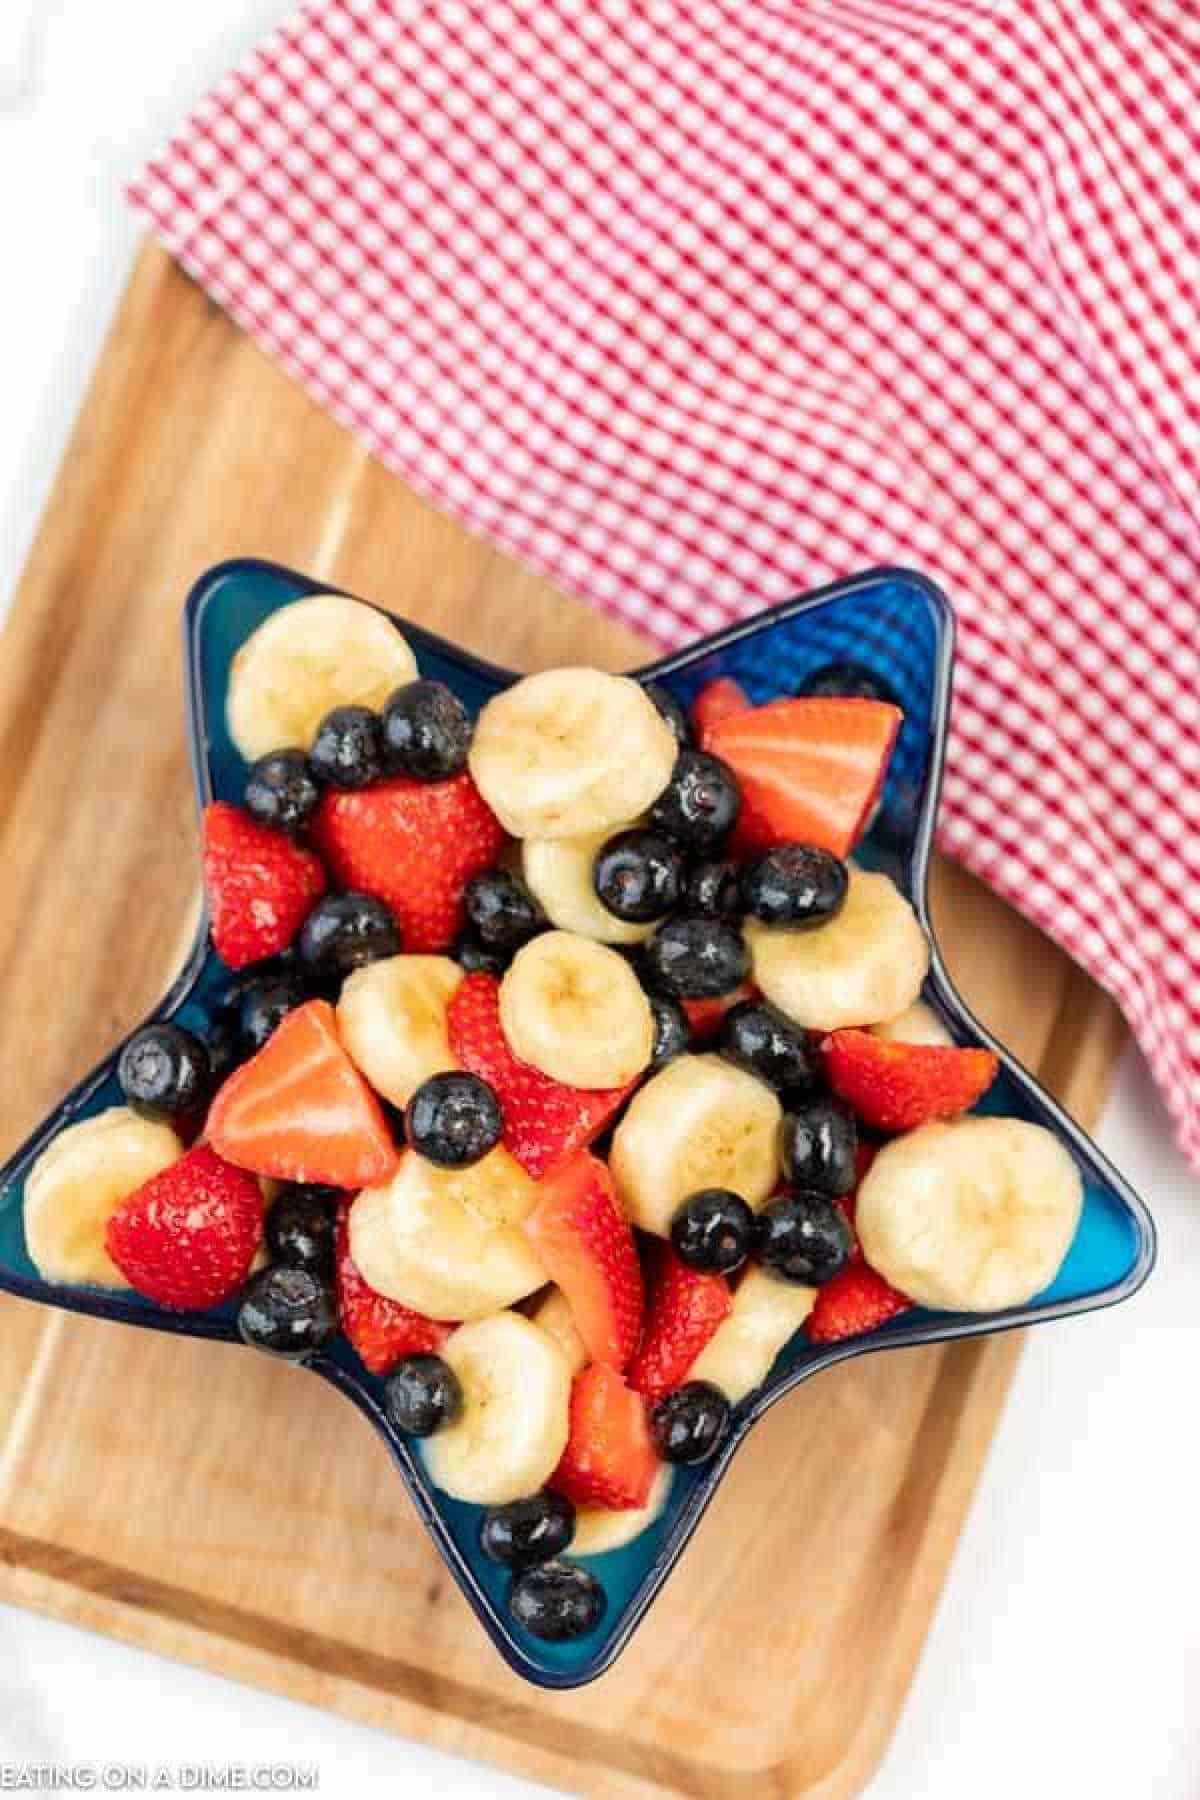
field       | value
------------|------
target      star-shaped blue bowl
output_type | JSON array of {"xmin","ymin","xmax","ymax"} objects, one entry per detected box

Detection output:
[{"xmin": 0, "ymin": 558, "xmax": 1154, "ymax": 1687}]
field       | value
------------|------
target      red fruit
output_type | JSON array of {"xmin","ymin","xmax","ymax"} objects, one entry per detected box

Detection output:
[
  {"xmin": 105, "ymin": 1144, "xmax": 263, "ymax": 1310},
  {"xmin": 807, "ymin": 1262, "xmax": 910, "ymax": 1344},
  {"xmin": 551, "ymin": 1363, "xmax": 659, "ymax": 1510},
  {"xmin": 312, "ymin": 772, "xmax": 506, "ymax": 952},
  {"xmin": 627, "ymin": 1245, "xmax": 732, "ymax": 1404},
  {"xmin": 447, "ymin": 974, "xmax": 636, "ymax": 1178},
  {"xmin": 691, "ymin": 676, "xmax": 750, "ymax": 740},
  {"xmin": 523, "ymin": 1153, "xmax": 643, "ymax": 1370},
  {"xmin": 705, "ymin": 697, "xmax": 901, "ymax": 858},
  {"xmin": 207, "ymin": 1000, "xmax": 399, "ymax": 1188},
  {"xmin": 835, "ymin": 1141, "xmax": 878, "ymax": 1259},
  {"xmin": 334, "ymin": 1203, "xmax": 450, "ymax": 1376},
  {"xmin": 202, "ymin": 801, "xmax": 325, "ymax": 970},
  {"xmin": 681, "ymin": 983, "xmax": 756, "ymax": 1042},
  {"xmin": 823, "ymin": 1030, "xmax": 998, "ymax": 1132}
]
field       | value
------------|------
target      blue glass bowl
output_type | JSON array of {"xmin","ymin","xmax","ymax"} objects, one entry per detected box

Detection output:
[{"xmin": 0, "ymin": 558, "xmax": 1154, "ymax": 1688}]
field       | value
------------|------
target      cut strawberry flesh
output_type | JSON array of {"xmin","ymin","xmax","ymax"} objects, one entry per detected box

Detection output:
[
  {"xmin": 691, "ymin": 676, "xmax": 751, "ymax": 739},
  {"xmin": 628, "ymin": 1245, "xmax": 732, "ymax": 1404},
  {"xmin": 681, "ymin": 983, "xmax": 756, "ymax": 1042},
  {"xmin": 523, "ymin": 1152, "xmax": 643, "ymax": 1370},
  {"xmin": 823, "ymin": 1029, "xmax": 998, "ymax": 1132},
  {"xmin": 550, "ymin": 1363, "xmax": 659, "ymax": 1511}
]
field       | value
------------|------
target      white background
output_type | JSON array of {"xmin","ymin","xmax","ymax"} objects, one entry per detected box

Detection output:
[{"xmin": 1, "ymin": 4, "xmax": 1198, "ymax": 1795}]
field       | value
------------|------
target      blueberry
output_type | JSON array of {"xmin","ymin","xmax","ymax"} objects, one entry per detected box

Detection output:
[
  {"xmin": 642, "ymin": 917, "xmax": 749, "ymax": 999},
  {"xmin": 266, "ymin": 1186, "xmax": 339, "ymax": 1275},
  {"xmin": 118, "ymin": 1023, "xmax": 210, "ymax": 1121},
  {"xmin": 756, "ymin": 1190, "xmax": 852, "ymax": 1285},
  {"xmin": 649, "ymin": 993, "xmax": 689, "ymax": 1069},
  {"xmin": 215, "ymin": 954, "xmax": 297, "ymax": 1022},
  {"xmin": 670, "ymin": 1188, "xmax": 755, "ymax": 1274},
  {"xmin": 381, "ymin": 679, "xmax": 472, "ymax": 780},
  {"xmin": 238, "ymin": 1266, "xmax": 337, "ymax": 1358},
  {"xmin": 509, "ymin": 1560, "xmax": 605, "ymax": 1641},
  {"xmin": 740, "ymin": 845, "xmax": 848, "ymax": 928},
  {"xmin": 684, "ymin": 859, "xmax": 742, "ymax": 920},
  {"xmin": 453, "ymin": 933, "xmax": 509, "ymax": 977},
  {"xmin": 405, "ymin": 1071, "xmax": 503, "ymax": 1167},
  {"xmin": 800, "ymin": 660, "xmax": 898, "ymax": 705},
  {"xmin": 298, "ymin": 892, "xmax": 402, "ymax": 982},
  {"xmin": 719, "ymin": 999, "xmax": 817, "ymax": 1095},
  {"xmin": 593, "ymin": 828, "xmax": 684, "ymax": 923},
  {"xmin": 780, "ymin": 1097, "xmax": 857, "ymax": 1196},
  {"xmin": 644, "ymin": 682, "xmax": 691, "ymax": 748},
  {"xmin": 650, "ymin": 1382, "xmax": 729, "ymax": 1465},
  {"xmin": 243, "ymin": 749, "xmax": 320, "ymax": 835},
  {"xmin": 238, "ymin": 967, "xmax": 314, "ymax": 1052},
  {"xmin": 309, "ymin": 705, "xmax": 384, "ymax": 789},
  {"xmin": 205, "ymin": 1015, "xmax": 242, "ymax": 1087},
  {"xmin": 481, "ymin": 1491, "xmax": 576, "ymax": 1568},
  {"xmin": 384, "ymin": 1354, "xmax": 463, "ymax": 1436},
  {"xmin": 649, "ymin": 750, "xmax": 741, "ymax": 851},
  {"xmin": 464, "ymin": 868, "xmax": 546, "ymax": 950}
]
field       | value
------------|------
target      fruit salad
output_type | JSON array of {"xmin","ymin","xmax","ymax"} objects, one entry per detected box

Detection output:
[{"xmin": 22, "ymin": 591, "xmax": 1085, "ymax": 1646}]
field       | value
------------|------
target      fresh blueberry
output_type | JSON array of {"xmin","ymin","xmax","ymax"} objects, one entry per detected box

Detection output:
[
  {"xmin": 670, "ymin": 1188, "xmax": 755, "ymax": 1274},
  {"xmin": 756, "ymin": 1190, "xmax": 853, "ymax": 1285},
  {"xmin": 243, "ymin": 749, "xmax": 320, "ymax": 835},
  {"xmin": 740, "ymin": 845, "xmax": 848, "ymax": 928},
  {"xmin": 464, "ymin": 868, "xmax": 546, "ymax": 949},
  {"xmin": 237, "ymin": 1266, "xmax": 337, "ymax": 1358},
  {"xmin": 649, "ymin": 993, "xmax": 690, "ymax": 1069},
  {"xmin": 509, "ymin": 1560, "xmax": 606, "ymax": 1641},
  {"xmin": 799, "ymin": 660, "xmax": 898, "ymax": 705},
  {"xmin": 684, "ymin": 859, "xmax": 742, "ymax": 920},
  {"xmin": 593, "ymin": 828, "xmax": 685, "ymax": 922},
  {"xmin": 649, "ymin": 750, "xmax": 741, "ymax": 851},
  {"xmin": 309, "ymin": 704, "xmax": 385, "ymax": 789},
  {"xmin": 719, "ymin": 999, "xmax": 818, "ymax": 1096},
  {"xmin": 214, "ymin": 953, "xmax": 297, "ymax": 1022},
  {"xmin": 780, "ymin": 1097, "xmax": 857, "ymax": 1196},
  {"xmin": 650, "ymin": 1382, "xmax": 730, "ymax": 1465},
  {"xmin": 118, "ymin": 1023, "xmax": 211, "ymax": 1122},
  {"xmin": 642, "ymin": 917, "xmax": 749, "ymax": 999},
  {"xmin": 643, "ymin": 682, "xmax": 691, "ymax": 748},
  {"xmin": 238, "ymin": 967, "xmax": 314, "ymax": 1052},
  {"xmin": 453, "ymin": 933, "xmax": 510, "ymax": 977},
  {"xmin": 384, "ymin": 1354, "xmax": 463, "ymax": 1436},
  {"xmin": 204, "ymin": 1015, "xmax": 242, "ymax": 1087},
  {"xmin": 481, "ymin": 1492, "xmax": 576, "ymax": 1568},
  {"xmin": 298, "ymin": 892, "xmax": 403, "ymax": 983},
  {"xmin": 405, "ymin": 1071, "xmax": 503, "ymax": 1167},
  {"xmin": 381, "ymin": 679, "xmax": 472, "ymax": 780},
  {"xmin": 266, "ymin": 1186, "xmax": 339, "ymax": 1275}
]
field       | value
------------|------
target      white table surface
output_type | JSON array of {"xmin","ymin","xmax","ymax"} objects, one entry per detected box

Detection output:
[{"xmin": 2, "ymin": 5, "xmax": 1198, "ymax": 1795}]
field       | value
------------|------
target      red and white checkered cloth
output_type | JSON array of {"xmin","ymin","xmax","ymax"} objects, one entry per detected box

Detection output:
[{"xmin": 131, "ymin": 0, "xmax": 1200, "ymax": 1163}]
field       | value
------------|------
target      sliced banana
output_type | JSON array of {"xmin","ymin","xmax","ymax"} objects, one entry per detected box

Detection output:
[
  {"xmin": 422, "ymin": 1311, "xmax": 572, "ymax": 1505},
  {"xmin": 348, "ymin": 1148, "xmax": 546, "ymax": 1320},
  {"xmin": 23, "ymin": 1108, "xmax": 183, "ymax": 1288},
  {"xmin": 688, "ymin": 1266, "xmax": 815, "ymax": 1402},
  {"xmin": 522, "ymin": 826, "xmax": 659, "ymax": 945},
  {"xmin": 745, "ymin": 866, "xmax": 929, "ymax": 1031},
  {"xmin": 337, "ymin": 955, "xmax": 463, "ymax": 1108},
  {"xmin": 469, "ymin": 667, "xmax": 677, "ymax": 840},
  {"xmin": 499, "ymin": 931, "xmax": 654, "ymax": 1089},
  {"xmin": 856, "ymin": 1116, "xmax": 1083, "ymax": 1313},
  {"xmin": 610, "ymin": 1054, "xmax": 781, "ymax": 1237},
  {"xmin": 227, "ymin": 593, "xmax": 418, "ymax": 760},
  {"xmin": 528, "ymin": 1285, "xmax": 589, "ymax": 1376},
  {"xmin": 572, "ymin": 1466, "xmax": 674, "ymax": 1557},
  {"xmin": 871, "ymin": 1001, "xmax": 953, "ymax": 1047}
]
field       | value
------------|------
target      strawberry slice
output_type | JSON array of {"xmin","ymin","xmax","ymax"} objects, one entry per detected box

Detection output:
[
  {"xmin": 334, "ymin": 1203, "xmax": 450, "ymax": 1376},
  {"xmin": 705, "ymin": 696, "xmax": 901, "ymax": 858},
  {"xmin": 691, "ymin": 676, "xmax": 750, "ymax": 739},
  {"xmin": 105, "ymin": 1144, "xmax": 263, "ymax": 1310},
  {"xmin": 447, "ymin": 974, "xmax": 636, "ymax": 1178},
  {"xmin": 681, "ymin": 982, "xmax": 756, "ymax": 1042},
  {"xmin": 203, "ymin": 801, "xmax": 326, "ymax": 970},
  {"xmin": 823, "ymin": 1030, "xmax": 998, "ymax": 1132},
  {"xmin": 807, "ymin": 1262, "xmax": 910, "ymax": 1343},
  {"xmin": 550, "ymin": 1363, "xmax": 659, "ymax": 1510},
  {"xmin": 207, "ymin": 1000, "xmax": 399, "ymax": 1188},
  {"xmin": 312, "ymin": 771, "xmax": 507, "ymax": 952},
  {"xmin": 628, "ymin": 1245, "xmax": 732, "ymax": 1404},
  {"xmin": 523, "ymin": 1152, "xmax": 643, "ymax": 1370}
]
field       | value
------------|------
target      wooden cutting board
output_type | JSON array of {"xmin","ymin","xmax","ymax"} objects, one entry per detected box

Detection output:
[{"xmin": 0, "ymin": 243, "xmax": 1126, "ymax": 1799}]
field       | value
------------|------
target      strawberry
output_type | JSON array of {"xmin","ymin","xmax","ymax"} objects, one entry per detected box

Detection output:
[
  {"xmin": 550, "ymin": 1363, "xmax": 659, "ymax": 1510},
  {"xmin": 105, "ymin": 1143, "xmax": 263, "ymax": 1310},
  {"xmin": 823, "ymin": 1030, "xmax": 998, "ymax": 1132},
  {"xmin": 334, "ymin": 1203, "xmax": 450, "ymax": 1375},
  {"xmin": 627, "ymin": 1245, "xmax": 732, "ymax": 1404},
  {"xmin": 446, "ymin": 974, "xmax": 636, "ymax": 1178},
  {"xmin": 312, "ymin": 771, "xmax": 506, "ymax": 952},
  {"xmin": 681, "ymin": 982, "xmax": 756, "ymax": 1042},
  {"xmin": 523, "ymin": 1152, "xmax": 643, "ymax": 1370},
  {"xmin": 835, "ymin": 1140, "xmax": 878, "ymax": 1258},
  {"xmin": 705, "ymin": 696, "xmax": 901, "ymax": 858},
  {"xmin": 691, "ymin": 676, "xmax": 750, "ymax": 740},
  {"xmin": 207, "ymin": 1000, "xmax": 400, "ymax": 1188},
  {"xmin": 807, "ymin": 1262, "xmax": 910, "ymax": 1343},
  {"xmin": 202, "ymin": 801, "xmax": 326, "ymax": 970}
]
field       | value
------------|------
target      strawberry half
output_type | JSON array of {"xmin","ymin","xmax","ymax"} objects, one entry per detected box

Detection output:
[
  {"xmin": 312, "ymin": 771, "xmax": 506, "ymax": 952},
  {"xmin": 203, "ymin": 801, "xmax": 326, "ymax": 970},
  {"xmin": 807, "ymin": 1262, "xmax": 910, "ymax": 1344},
  {"xmin": 628, "ymin": 1245, "xmax": 732, "ymax": 1404},
  {"xmin": 105, "ymin": 1143, "xmax": 263, "ymax": 1310},
  {"xmin": 691, "ymin": 676, "xmax": 750, "ymax": 739},
  {"xmin": 823, "ymin": 1030, "xmax": 998, "ymax": 1132},
  {"xmin": 681, "ymin": 982, "xmax": 756, "ymax": 1043},
  {"xmin": 550, "ymin": 1363, "xmax": 659, "ymax": 1510},
  {"xmin": 334, "ymin": 1203, "xmax": 451, "ymax": 1375},
  {"xmin": 447, "ymin": 974, "xmax": 636, "ymax": 1178},
  {"xmin": 523, "ymin": 1152, "xmax": 643, "ymax": 1370}
]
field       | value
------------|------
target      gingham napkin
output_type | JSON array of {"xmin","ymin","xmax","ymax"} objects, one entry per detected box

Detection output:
[{"xmin": 131, "ymin": 0, "xmax": 1200, "ymax": 1163}]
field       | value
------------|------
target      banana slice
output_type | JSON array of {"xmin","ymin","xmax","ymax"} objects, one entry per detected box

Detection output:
[
  {"xmin": 610, "ymin": 1054, "xmax": 781, "ymax": 1237},
  {"xmin": 227, "ymin": 593, "xmax": 418, "ymax": 760},
  {"xmin": 871, "ymin": 1001, "xmax": 953, "ymax": 1047},
  {"xmin": 348, "ymin": 1148, "xmax": 546, "ymax": 1320},
  {"xmin": 688, "ymin": 1266, "xmax": 815, "ymax": 1402},
  {"xmin": 522, "ymin": 826, "xmax": 659, "ymax": 945},
  {"xmin": 745, "ymin": 867, "xmax": 928, "ymax": 1031},
  {"xmin": 572, "ymin": 1466, "xmax": 674, "ymax": 1557},
  {"xmin": 422, "ymin": 1311, "xmax": 572, "ymax": 1505},
  {"xmin": 24, "ymin": 1108, "xmax": 184, "ymax": 1288},
  {"xmin": 469, "ymin": 668, "xmax": 677, "ymax": 840},
  {"xmin": 528, "ymin": 1285, "xmax": 589, "ymax": 1376},
  {"xmin": 856, "ymin": 1116, "xmax": 1083, "ymax": 1313},
  {"xmin": 499, "ymin": 931, "xmax": 654, "ymax": 1089},
  {"xmin": 336, "ymin": 955, "xmax": 463, "ymax": 1108}
]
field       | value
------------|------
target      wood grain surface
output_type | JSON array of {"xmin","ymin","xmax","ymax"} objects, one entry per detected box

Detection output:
[{"xmin": 0, "ymin": 244, "xmax": 1126, "ymax": 1800}]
